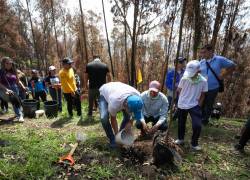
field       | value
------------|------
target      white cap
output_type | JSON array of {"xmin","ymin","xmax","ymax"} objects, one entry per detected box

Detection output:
[
  {"xmin": 183, "ymin": 60, "xmax": 200, "ymax": 78},
  {"xmin": 49, "ymin": 65, "xmax": 56, "ymax": 71}
]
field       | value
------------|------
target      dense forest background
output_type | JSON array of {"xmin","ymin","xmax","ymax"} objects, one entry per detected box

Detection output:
[{"xmin": 0, "ymin": 0, "xmax": 249, "ymax": 118}]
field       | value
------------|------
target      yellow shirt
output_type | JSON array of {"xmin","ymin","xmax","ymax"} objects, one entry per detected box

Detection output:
[{"xmin": 59, "ymin": 68, "xmax": 77, "ymax": 93}]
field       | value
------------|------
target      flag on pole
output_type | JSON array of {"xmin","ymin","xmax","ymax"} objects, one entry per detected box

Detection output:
[{"xmin": 137, "ymin": 69, "xmax": 143, "ymax": 84}]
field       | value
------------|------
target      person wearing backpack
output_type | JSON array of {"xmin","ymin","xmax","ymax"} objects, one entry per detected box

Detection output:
[{"xmin": 199, "ymin": 44, "xmax": 236, "ymax": 125}]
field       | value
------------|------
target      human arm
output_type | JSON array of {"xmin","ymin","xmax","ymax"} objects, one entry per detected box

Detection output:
[
  {"xmin": 219, "ymin": 56, "xmax": 236, "ymax": 79},
  {"xmin": 111, "ymin": 115, "xmax": 119, "ymax": 135},
  {"xmin": 198, "ymin": 92, "xmax": 205, "ymax": 107}
]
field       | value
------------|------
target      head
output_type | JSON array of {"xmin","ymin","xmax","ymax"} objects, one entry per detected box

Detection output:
[
  {"xmin": 1, "ymin": 57, "xmax": 16, "ymax": 73},
  {"xmin": 48, "ymin": 65, "xmax": 56, "ymax": 76},
  {"xmin": 61, "ymin": 58, "xmax": 73, "ymax": 70},
  {"xmin": 176, "ymin": 57, "xmax": 186, "ymax": 70},
  {"xmin": 149, "ymin": 80, "xmax": 161, "ymax": 98},
  {"xmin": 183, "ymin": 60, "xmax": 200, "ymax": 78},
  {"xmin": 31, "ymin": 69, "xmax": 38, "ymax": 78},
  {"xmin": 125, "ymin": 95, "xmax": 143, "ymax": 121},
  {"xmin": 199, "ymin": 44, "xmax": 214, "ymax": 60}
]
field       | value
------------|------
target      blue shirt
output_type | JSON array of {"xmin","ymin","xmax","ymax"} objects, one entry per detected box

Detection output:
[
  {"xmin": 141, "ymin": 90, "xmax": 169, "ymax": 125},
  {"xmin": 165, "ymin": 68, "xmax": 185, "ymax": 91},
  {"xmin": 200, "ymin": 55, "xmax": 235, "ymax": 90}
]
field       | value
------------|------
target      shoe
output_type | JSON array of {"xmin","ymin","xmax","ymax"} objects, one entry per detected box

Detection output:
[
  {"xmin": 191, "ymin": 145, "xmax": 202, "ymax": 151},
  {"xmin": 175, "ymin": 139, "xmax": 184, "ymax": 145},
  {"xmin": 234, "ymin": 144, "xmax": 244, "ymax": 153},
  {"xmin": 17, "ymin": 116, "xmax": 24, "ymax": 123}
]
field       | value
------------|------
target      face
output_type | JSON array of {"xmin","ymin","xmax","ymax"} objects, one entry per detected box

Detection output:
[
  {"xmin": 32, "ymin": 72, "xmax": 38, "ymax": 77},
  {"xmin": 5, "ymin": 60, "xmax": 13, "ymax": 70},
  {"xmin": 177, "ymin": 61, "xmax": 186, "ymax": 69},
  {"xmin": 150, "ymin": 90, "xmax": 158, "ymax": 98},
  {"xmin": 199, "ymin": 49, "xmax": 213, "ymax": 60},
  {"xmin": 50, "ymin": 70, "xmax": 56, "ymax": 75},
  {"xmin": 63, "ymin": 63, "xmax": 71, "ymax": 69}
]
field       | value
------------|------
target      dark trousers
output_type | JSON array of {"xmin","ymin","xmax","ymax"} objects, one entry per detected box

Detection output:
[
  {"xmin": 88, "ymin": 88, "xmax": 100, "ymax": 116},
  {"xmin": 35, "ymin": 91, "xmax": 47, "ymax": 109},
  {"xmin": 178, "ymin": 105, "xmax": 202, "ymax": 146},
  {"xmin": 64, "ymin": 92, "xmax": 82, "ymax": 116},
  {"xmin": 202, "ymin": 88, "xmax": 219, "ymax": 124},
  {"xmin": 239, "ymin": 118, "xmax": 250, "ymax": 148},
  {"xmin": 0, "ymin": 98, "xmax": 8, "ymax": 111},
  {"xmin": 49, "ymin": 87, "xmax": 62, "ymax": 111},
  {"xmin": 135, "ymin": 116, "xmax": 168, "ymax": 131}
]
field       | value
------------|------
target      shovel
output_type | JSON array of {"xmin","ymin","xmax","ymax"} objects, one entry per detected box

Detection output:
[{"xmin": 59, "ymin": 132, "xmax": 87, "ymax": 166}]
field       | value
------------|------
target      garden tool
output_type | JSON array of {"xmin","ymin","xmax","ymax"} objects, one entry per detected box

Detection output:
[{"xmin": 59, "ymin": 132, "xmax": 87, "ymax": 166}]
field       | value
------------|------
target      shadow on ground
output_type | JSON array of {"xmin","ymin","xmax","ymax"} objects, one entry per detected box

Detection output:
[
  {"xmin": 50, "ymin": 117, "xmax": 72, "ymax": 128},
  {"xmin": 77, "ymin": 116, "xmax": 99, "ymax": 126}
]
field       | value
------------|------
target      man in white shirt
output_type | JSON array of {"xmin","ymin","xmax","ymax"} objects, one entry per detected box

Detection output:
[
  {"xmin": 99, "ymin": 82, "xmax": 143, "ymax": 148},
  {"xmin": 175, "ymin": 60, "xmax": 208, "ymax": 151}
]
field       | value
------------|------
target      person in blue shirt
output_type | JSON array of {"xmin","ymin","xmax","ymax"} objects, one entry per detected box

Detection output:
[
  {"xmin": 136, "ymin": 81, "xmax": 168, "ymax": 137},
  {"xmin": 165, "ymin": 57, "xmax": 186, "ymax": 108},
  {"xmin": 28, "ymin": 69, "xmax": 47, "ymax": 108},
  {"xmin": 199, "ymin": 44, "xmax": 236, "ymax": 125}
]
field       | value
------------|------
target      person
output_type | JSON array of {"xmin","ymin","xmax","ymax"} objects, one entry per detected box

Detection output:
[
  {"xmin": 0, "ymin": 98, "xmax": 8, "ymax": 113},
  {"xmin": 175, "ymin": 60, "xmax": 208, "ymax": 151},
  {"xmin": 45, "ymin": 66, "xmax": 62, "ymax": 112},
  {"xmin": 0, "ymin": 57, "xmax": 26, "ymax": 122},
  {"xmin": 136, "ymin": 80, "xmax": 168, "ymax": 137},
  {"xmin": 234, "ymin": 118, "xmax": 250, "ymax": 152},
  {"xmin": 85, "ymin": 55, "xmax": 111, "ymax": 117},
  {"xmin": 17, "ymin": 69, "xmax": 28, "ymax": 100},
  {"xmin": 235, "ymin": 96, "xmax": 250, "ymax": 152},
  {"xmin": 59, "ymin": 58, "xmax": 82, "ymax": 117},
  {"xmin": 28, "ymin": 69, "xmax": 47, "ymax": 108},
  {"xmin": 165, "ymin": 57, "xmax": 186, "ymax": 107},
  {"xmin": 99, "ymin": 82, "xmax": 143, "ymax": 148},
  {"xmin": 199, "ymin": 44, "xmax": 236, "ymax": 125}
]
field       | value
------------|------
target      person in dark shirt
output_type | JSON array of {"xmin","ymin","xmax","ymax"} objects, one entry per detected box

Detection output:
[
  {"xmin": 85, "ymin": 55, "xmax": 111, "ymax": 117},
  {"xmin": 45, "ymin": 66, "xmax": 62, "ymax": 112}
]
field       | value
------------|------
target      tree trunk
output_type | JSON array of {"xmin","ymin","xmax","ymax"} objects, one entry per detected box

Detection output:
[
  {"xmin": 222, "ymin": 0, "xmax": 240, "ymax": 56},
  {"xmin": 25, "ymin": 0, "xmax": 39, "ymax": 68},
  {"xmin": 123, "ymin": 0, "xmax": 130, "ymax": 84},
  {"xmin": 211, "ymin": 0, "xmax": 224, "ymax": 49},
  {"xmin": 102, "ymin": 0, "xmax": 115, "ymax": 78},
  {"xmin": 192, "ymin": 0, "xmax": 201, "ymax": 59},
  {"xmin": 79, "ymin": 0, "xmax": 89, "ymax": 64},
  {"xmin": 50, "ymin": 0, "xmax": 60, "ymax": 61},
  {"xmin": 130, "ymin": 0, "xmax": 139, "ymax": 87},
  {"xmin": 167, "ymin": 0, "xmax": 187, "ymax": 138}
]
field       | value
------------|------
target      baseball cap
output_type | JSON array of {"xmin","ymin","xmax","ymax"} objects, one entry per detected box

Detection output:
[
  {"xmin": 61, "ymin": 58, "xmax": 73, "ymax": 64},
  {"xmin": 177, "ymin": 57, "xmax": 187, "ymax": 63},
  {"xmin": 183, "ymin": 60, "xmax": 200, "ymax": 78},
  {"xmin": 126, "ymin": 95, "xmax": 143, "ymax": 121},
  {"xmin": 49, "ymin": 65, "xmax": 56, "ymax": 71},
  {"xmin": 149, "ymin": 80, "xmax": 161, "ymax": 92}
]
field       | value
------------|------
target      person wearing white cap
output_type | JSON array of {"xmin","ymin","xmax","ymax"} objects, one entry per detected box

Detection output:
[
  {"xmin": 136, "ymin": 80, "xmax": 169, "ymax": 137},
  {"xmin": 175, "ymin": 60, "xmax": 208, "ymax": 151},
  {"xmin": 45, "ymin": 65, "xmax": 62, "ymax": 111}
]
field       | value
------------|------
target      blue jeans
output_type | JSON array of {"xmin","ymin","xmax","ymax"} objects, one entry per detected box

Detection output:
[
  {"xmin": 99, "ymin": 95, "xmax": 130, "ymax": 145},
  {"xmin": 10, "ymin": 85, "xmax": 22, "ymax": 117}
]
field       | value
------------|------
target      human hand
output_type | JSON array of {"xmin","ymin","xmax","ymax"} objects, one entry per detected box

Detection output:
[
  {"xmin": 149, "ymin": 125, "xmax": 159, "ymax": 134},
  {"xmin": 71, "ymin": 92, "xmax": 75, "ymax": 97},
  {"xmin": 142, "ymin": 122, "xmax": 150, "ymax": 134},
  {"xmin": 6, "ymin": 89, "xmax": 14, "ymax": 95}
]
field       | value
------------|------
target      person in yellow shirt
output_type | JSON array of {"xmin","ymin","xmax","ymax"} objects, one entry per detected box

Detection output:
[{"xmin": 59, "ymin": 58, "xmax": 82, "ymax": 117}]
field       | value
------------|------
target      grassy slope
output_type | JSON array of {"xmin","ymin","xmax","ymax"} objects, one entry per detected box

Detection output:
[{"xmin": 0, "ymin": 102, "xmax": 249, "ymax": 179}]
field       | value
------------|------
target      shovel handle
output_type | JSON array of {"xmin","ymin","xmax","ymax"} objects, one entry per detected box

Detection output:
[{"xmin": 69, "ymin": 143, "xmax": 78, "ymax": 156}]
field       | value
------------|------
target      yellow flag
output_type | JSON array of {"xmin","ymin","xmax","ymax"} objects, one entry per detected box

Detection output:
[{"xmin": 137, "ymin": 69, "xmax": 143, "ymax": 84}]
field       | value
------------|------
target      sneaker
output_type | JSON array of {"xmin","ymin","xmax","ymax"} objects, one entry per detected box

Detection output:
[
  {"xmin": 175, "ymin": 139, "xmax": 184, "ymax": 145},
  {"xmin": 191, "ymin": 145, "xmax": 202, "ymax": 151},
  {"xmin": 17, "ymin": 116, "xmax": 24, "ymax": 123}
]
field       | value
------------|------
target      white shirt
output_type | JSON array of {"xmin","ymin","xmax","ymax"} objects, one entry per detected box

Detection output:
[
  {"xmin": 178, "ymin": 75, "xmax": 208, "ymax": 109},
  {"xmin": 99, "ymin": 82, "xmax": 140, "ymax": 116}
]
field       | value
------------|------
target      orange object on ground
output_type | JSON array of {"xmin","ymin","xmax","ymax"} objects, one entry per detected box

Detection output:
[{"xmin": 59, "ymin": 143, "xmax": 78, "ymax": 166}]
